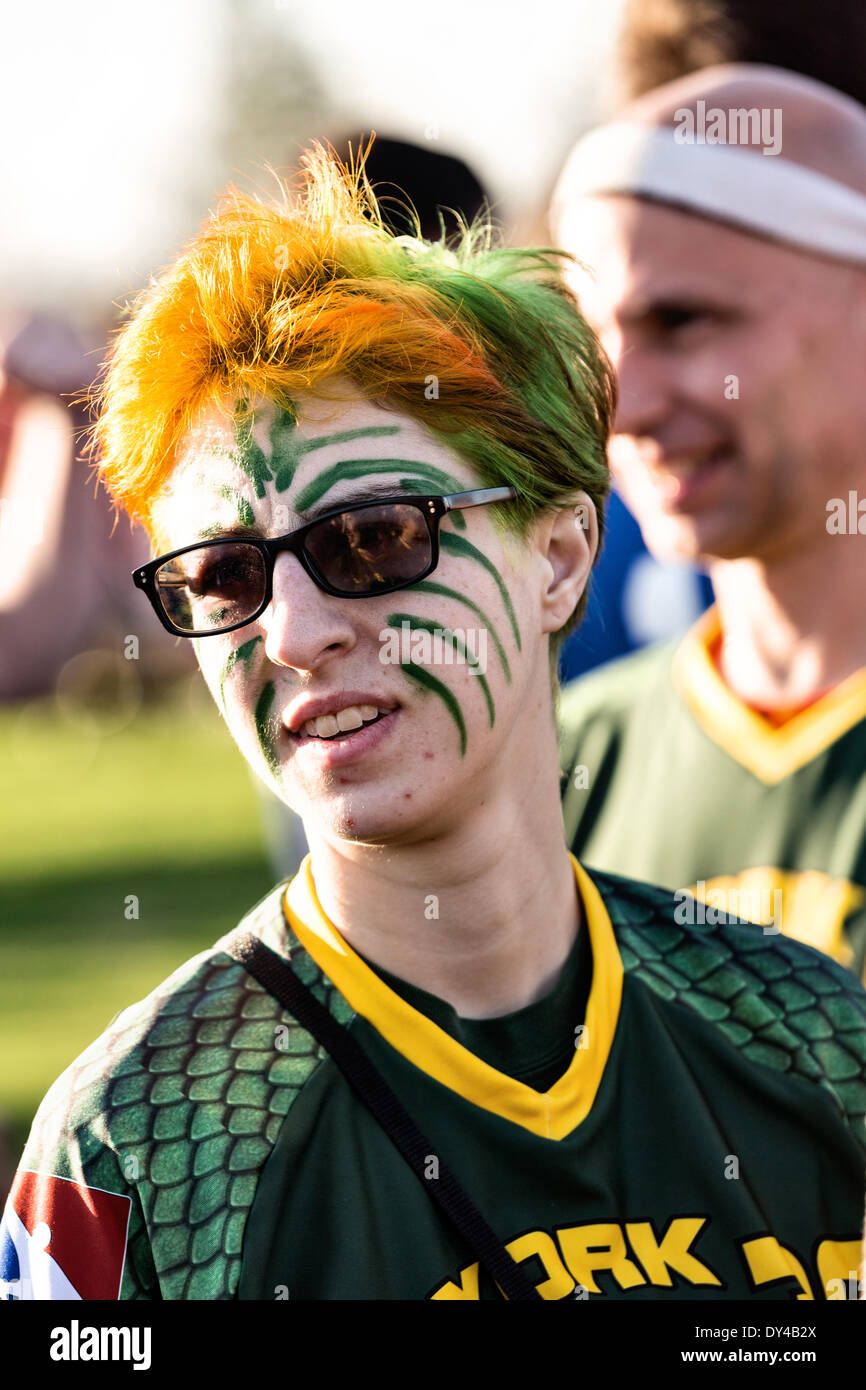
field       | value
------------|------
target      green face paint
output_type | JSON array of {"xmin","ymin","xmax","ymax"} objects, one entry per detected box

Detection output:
[
  {"xmin": 219, "ymin": 635, "xmax": 263, "ymax": 713},
  {"xmin": 267, "ymin": 405, "xmax": 302, "ymax": 492},
  {"xmin": 216, "ymin": 485, "xmax": 255, "ymax": 528},
  {"xmin": 293, "ymin": 458, "xmax": 468, "ymax": 522},
  {"xmin": 399, "ymin": 661, "xmax": 467, "ymax": 757},
  {"xmin": 233, "ymin": 404, "xmax": 273, "ymax": 499},
  {"xmin": 192, "ymin": 485, "xmax": 255, "ymax": 542},
  {"xmin": 382, "ymin": 527, "xmax": 523, "ymax": 753},
  {"xmin": 439, "ymin": 531, "xmax": 522, "ymax": 650},
  {"xmin": 232, "ymin": 407, "xmax": 405, "ymax": 501},
  {"xmin": 386, "ymin": 612, "xmax": 494, "ymax": 731},
  {"xmin": 270, "ymin": 424, "xmax": 402, "ymax": 494},
  {"xmin": 408, "ymin": 581, "xmax": 511, "ymax": 683},
  {"xmin": 255, "ymin": 680, "xmax": 281, "ymax": 778}
]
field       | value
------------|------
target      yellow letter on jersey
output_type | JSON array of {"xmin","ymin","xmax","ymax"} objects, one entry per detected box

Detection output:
[
  {"xmin": 816, "ymin": 1239, "xmax": 863, "ymax": 1299},
  {"xmin": 429, "ymin": 1263, "xmax": 480, "ymax": 1300},
  {"xmin": 740, "ymin": 1236, "xmax": 814, "ymax": 1299},
  {"xmin": 556, "ymin": 1222, "xmax": 645, "ymax": 1294},
  {"xmin": 505, "ymin": 1231, "xmax": 575, "ymax": 1300},
  {"xmin": 625, "ymin": 1218, "xmax": 722, "ymax": 1288}
]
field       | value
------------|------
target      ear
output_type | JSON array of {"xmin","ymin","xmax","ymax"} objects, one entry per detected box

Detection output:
[{"xmin": 536, "ymin": 493, "xmax": 599, "ymax": 636}]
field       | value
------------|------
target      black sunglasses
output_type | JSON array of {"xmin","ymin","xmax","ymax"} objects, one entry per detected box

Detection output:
[{"xmin": 133, "ymin": 487, "xmax": 517, "ymax": 638}]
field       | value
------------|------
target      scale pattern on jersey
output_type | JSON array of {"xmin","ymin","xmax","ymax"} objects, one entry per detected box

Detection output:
[
  {"xmin": 20, "ymin": 882, "xmax": 353, "ymax": 1300},
  {"xmin": 594, "ymin": 867, "xmax": 866, "ymax": 1140}
]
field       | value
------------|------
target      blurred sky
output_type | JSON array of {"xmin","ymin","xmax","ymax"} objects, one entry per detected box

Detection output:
[{"xmin": 0, "ymin": 0, "xmax": 624, "ymax": 318}]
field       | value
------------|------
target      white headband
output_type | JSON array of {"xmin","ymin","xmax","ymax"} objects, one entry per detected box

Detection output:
[{"xmin": 553, "ymin": 123, "xmax": 866, "ymax": 264}]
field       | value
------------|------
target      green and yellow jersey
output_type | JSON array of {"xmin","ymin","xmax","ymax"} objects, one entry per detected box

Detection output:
[
  {"xmin": 560, "ymin": 607, "xmax": 866, "ymax": 981},
  {"xmin": 3, "ymin": 854, "xmax": 866, "ymax": 1301}
]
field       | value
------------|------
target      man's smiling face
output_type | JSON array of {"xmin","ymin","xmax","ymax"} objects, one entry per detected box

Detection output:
[
  {"xmin": 562, "ymin": 195, "xmax": 866, "ymax": 566},
  {"xmin": 151, "ymin": 382, "xmax": 556, "ymax": 848}
]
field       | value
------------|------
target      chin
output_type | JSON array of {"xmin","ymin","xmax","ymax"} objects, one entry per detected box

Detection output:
[{"xmin": 309, "ymin": 788, "xmax": 426, "ymax": 846}]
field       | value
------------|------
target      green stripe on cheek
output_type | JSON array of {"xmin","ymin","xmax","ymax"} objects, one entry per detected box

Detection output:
[
  {"xmin": 387, "ymin": 613, "xmax": 494, "ymax": 727},
  {"xmin": 439, "ymin": 531, "xmax": 522, "ymax": 650},
  {"xmin": 219, "ymin": 635, "xmax": 263, "ymax": 713},
  {"xmin": 255, "ymin": 681, "xmax": 281, "ymax": 777},
  {"xmin": 408, "ymin": 581, "xmax": 511, "ymax": 682},
  {"xmin": 399, "ymin": 662, "xmax": 467, "ymax": 757}
]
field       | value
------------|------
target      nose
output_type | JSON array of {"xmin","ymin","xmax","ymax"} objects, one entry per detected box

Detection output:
[{"xmin": 260, "ymin": 551, "xmax": 356, "ymax": 671}]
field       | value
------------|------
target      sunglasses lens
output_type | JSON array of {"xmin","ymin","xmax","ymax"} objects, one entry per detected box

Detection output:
[
  {"xmin": 303, "ymin": 503, "xmax": 433, "ymax": 594},
  {"xmin": 154, "ymin": 543, "xmax": 267, "ymax": 633}
]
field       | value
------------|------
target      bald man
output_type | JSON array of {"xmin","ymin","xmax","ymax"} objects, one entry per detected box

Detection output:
[{"xmin": 552, "ymin": 65, "xmax": 866, "ymax": 979}]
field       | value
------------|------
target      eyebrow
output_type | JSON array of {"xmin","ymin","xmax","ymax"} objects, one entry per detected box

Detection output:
[{"xmin": 190, "ymin": 479, "xmax": 435, "ymax": 543}]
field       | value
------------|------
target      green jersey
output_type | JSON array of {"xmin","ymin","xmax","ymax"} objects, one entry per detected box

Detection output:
[
  {"xmin": 4, "ymin": 853, "xmax": 866, "ymax": 1301},
  {"xmin": 560, "ymin": 607, "xmax": 866, "ymax": 981}
]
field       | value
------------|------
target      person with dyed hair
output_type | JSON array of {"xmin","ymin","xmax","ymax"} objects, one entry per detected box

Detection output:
[{"xmin": 3, "ymin": 145, "xmax": 866, "ymax": 1303}]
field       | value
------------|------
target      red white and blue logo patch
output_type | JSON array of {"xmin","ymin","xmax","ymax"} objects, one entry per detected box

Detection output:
[{"xmin": 0, "ymin": 1170, "xmax": 131, "ymax": 1300}]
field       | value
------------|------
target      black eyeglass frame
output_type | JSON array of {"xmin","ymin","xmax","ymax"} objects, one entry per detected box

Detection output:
[{"xmin": 133, "ymin": 486, "xmax": 518, "ymax": 638}]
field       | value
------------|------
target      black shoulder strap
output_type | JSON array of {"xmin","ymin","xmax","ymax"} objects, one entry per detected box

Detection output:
[{"xmin": 222, "ymin": 926, "xmax": 543, "ymax": 1302}]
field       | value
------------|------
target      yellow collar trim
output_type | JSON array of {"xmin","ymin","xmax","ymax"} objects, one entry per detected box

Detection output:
[
  {"xmin": 283, "ymin": 854, "xmax": 622, "ymax": 1141},
  {"xmin": 672, "ymin": 607, "xmax": 866, "ymax": 785}
]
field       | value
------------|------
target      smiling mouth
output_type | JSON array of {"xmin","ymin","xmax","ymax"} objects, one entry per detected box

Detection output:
[
  {"xmin": 650, "ymin": 449, "xmax": 731, "ymax": 504},
  {"xmin": 293, "ymin": 705, "xmax": 394, "ymax": 741}
]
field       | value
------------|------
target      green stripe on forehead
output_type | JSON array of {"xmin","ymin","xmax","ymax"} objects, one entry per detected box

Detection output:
[
  {"xmin": 218, "ymin": 486, "xmax": 254, "ymax": 526},
  {"xmin": 440, "ymin": 532, "xmax": 522, "ymax": 650},
  {"xmin": 234, "ymin": 406, "xmax": 403, "ymax": 496},
  {"xmin": 399, "ymin": 661, "xmax": 467, "ymax": 757},
  {"xmin": 195, "ymin": 486, "xmax": 255, "ymax": 541},
  {"xmin": 233, "ymin": 409, "xmax": 273, "ymax": 499},
  {"xmin": 294, "ymin": 459, "xmax": 468, "ymax": 513},
  {"xmin": 270, "ymin": 425, "xmax": 402, "ymax": 493},
  {"xmin": 267, "ymin": 406, "xmax": 301, "ymax": 493}
]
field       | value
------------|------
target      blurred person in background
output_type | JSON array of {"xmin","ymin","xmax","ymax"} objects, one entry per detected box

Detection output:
[
  {"xmin": 552, "ymin": 64, "xmax": 866, "ymax": 976},
  {"xmin": 0, "ymin": 313, "xmax": 192, "ymax": 703},
  {"xmin": 560, "ymin": 0, "xmax": 866, "ymax": 682}
]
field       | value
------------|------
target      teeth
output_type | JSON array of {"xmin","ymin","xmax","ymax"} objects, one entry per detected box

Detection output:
[{"xmin": 302, "ymin": 705, "xmax": 387, "ymax": 740}]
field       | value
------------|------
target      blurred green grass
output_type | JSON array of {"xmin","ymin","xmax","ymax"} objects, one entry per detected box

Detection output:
[{"xmin": 0, "ymin": 678, "xmax": 273, "ymax": 1161}]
